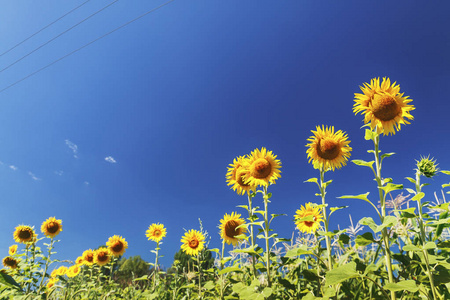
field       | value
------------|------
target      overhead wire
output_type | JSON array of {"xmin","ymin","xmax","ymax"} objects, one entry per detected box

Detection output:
[
  {"xmin": 0, "ymin": 0, "xmax": 92, "ymax": 57},
  {"xmin": 0, "ymin": 0, "xmax": 175, "ymax": 95},
  {"xmin": 0, "ymin": 0, "xmax": 120, "ymax": 74}
]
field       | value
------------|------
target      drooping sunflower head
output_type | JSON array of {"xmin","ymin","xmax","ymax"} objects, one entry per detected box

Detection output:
[
  {"xmin": 13, "ymin": 225, "xmax": 35, "ymax": 244},
  {"xmin": 354, "ymin": 77, "xmax": 415, "ymax": 135},
  {"xmin": 2, "ymin": 256, "xmax": 19, "ymax": 269},
  {"xmin": 294, "ymin": 203, "xmax": 324, "ymax": 234},
  {"xmin": 180, "ymin": 229, "xmax": 205, "ymax": 256},
  {"xmin": 82, "ymin": 249, "xmax": 95, "ymax": 266},
  {"xmin": 41, "ymin": 217, "xmax": 62, "ymax": 238},
  {"xmin": 244, "ymin": 148, "xmax": 281, "ymax": 187},
  {"xmin": 8, "ymin": 245, "xmax": 18, "ymax": 256},
  {"xmin": 306, "ymin": 125, "xmax": 352, "ymax": 171},
  {"xmin": 106, "ymin": 235, "xmax": 128, "ymax": 257},
  {"xmin": 66, "ymin": 265, "xmax": 81, "ymax": 278},
  {"xmin": 94, "ymin": 248, "xmax": 111, "ymax": 266},
  {"xmin": 146, "ymin": 223, "xmax": 167, "ymax": 243},
  {"xmin": 219, "ymin": 212, "xmax": 247, "ymax": 246},
  {"xmin": 226, "ymin": 156, "xmax": 256, "ymax": 195}
]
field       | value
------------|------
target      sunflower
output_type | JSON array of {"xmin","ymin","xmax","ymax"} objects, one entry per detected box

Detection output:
[
  {"xmin": 41, "ymin": 217, "xmax": 62, "ymax": 238},
  {"xmin": 8, "ymin": 245, "xmax": 17, "ymax": 256},
  {"xmin": 226, "ymin": 156, "xmax": 256, "ymax": 195},
  {"xmin": 75, "ymin": 256, "xmax": 84, "ymax": 265},
  {"xmin": 56, "ymin": 266, "xmax": 68, "ymax": 276},
  {"xmin": 67, "ymin": 265, "xmax": 81, "ymax": 278},
  {"xmin": 354, "ymin": 77, "xmax": 415, "ymax": 135},
  {"xmin": 2, "ymin": 256, "xmax": 19, "ymax": 269},
  {"xmin": 244, "ymin": 148, "xmax": 282, "ymax": 187},
  {"xmin": 146, "ymin": 223, "xmax": 167, "ymax": 242},
  {"xmin": 180, "ymin": 230, "xmax": 205, "ymax": 256},
  {"xmin": 13, "ymin": 225, "xmax": 35, "ymax": 244},
  {"xmin": 294, "ymin": 203, "xmax": 324, "ymax": 234},
  {"xmin": 219, "ymin": 212, "xmax": 247, "ymax": 246},
  {"xmin": 106, "ymin": 235, "xmax": 128, "ymax": 257},
  {"xmin": 46, "ymin": 278, "xmax": 58, "ymax": 289},
  {"xmin": 94, "ymin": 248, "xmax": 111, "ymax": 266},
  {"xmin": 82, "ymin": 249, "xmax": 95, "ymax": 266},
  {"xmin": 306, "ymin": 125, "xmax": 352, "ymax": 171},
  {"xmin": 50, "ymin": 269, "xmax": 58, "ymax": 278}
]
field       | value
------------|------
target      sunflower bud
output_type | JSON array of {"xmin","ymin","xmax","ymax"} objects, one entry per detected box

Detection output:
[{"xmin": 416, "ymin": 156, "xmax": 439, "ymax": 178}]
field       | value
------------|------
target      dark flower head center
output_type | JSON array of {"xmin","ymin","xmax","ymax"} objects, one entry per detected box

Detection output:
[
  {"xmin": 154, "ymin": 230, "xmax": 161, "ymax": 237},
  {"xmin": 317, "ymin": 138, "xmax": 340, "ymax": 160},
  {"xmin": 111, "ymin": 242, "xmax": 124, "ymax": 253},
  {"xmin": 372, "ymin": 94, "xmax": 400, "ymax": 121},
  {"xmin": 189, "ymin": 238, "xmax": 199, "ymax": 249},
  {"xmin": 19, "ymin": 229, "xmax": 32, "ymax": 240},
  {"xmin": 252, "ymin": 158, "xmax": 272, "ymax": 179},
  {"xmin": 97, "ymin": 252, "xmax": 108, "ymax": 262},
  {"xmin": 85, "ymin": 254, "xmax": 94, "ymax": 263},
  {"xmin": 46, "ymin": 222, "xmax": 60, "ymax": 234},
  {"xmin": 236, "ymin": 168, "xmax": 250, "ymax": 187},
  {"xmin": 225, "ymin": 220, "xmax": 241, "ymax": 238}
]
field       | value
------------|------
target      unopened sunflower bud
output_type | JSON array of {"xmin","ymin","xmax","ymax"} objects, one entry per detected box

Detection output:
[{"xmin": 416, "ymin": 156, "xmax": 439, "ymax": 178}]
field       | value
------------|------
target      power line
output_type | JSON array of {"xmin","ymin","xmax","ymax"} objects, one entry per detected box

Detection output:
[
  {"xmin": 0, "ymin": 0, "xmax": 175, "ymax": 95},
  {"xmin": 0, "ymin": 0, "xmax": 119, "ymax": 74},
  {"xmin": 0, "ymin": 0, "xmax": 92, "ymax": 57}
]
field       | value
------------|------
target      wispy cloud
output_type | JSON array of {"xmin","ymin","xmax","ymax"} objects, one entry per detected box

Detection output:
[
  {"xmin": 65, "ymin": 139, "xmax": 78, "ymax": 158},
  {"xmin": 105, "ymin": 156, "xmax": 117, "ymax": 163},
  {"xmin": 54, "ymin": 170, "xmax": 64, "ymax": 176},
  {"xmin": 84, "ymin": 181, "xmax": 90, "ymax": 185},
  {"xmin": 28, "ymin": 171, "xmax": 41, "ymax": 181},
  {"xmin": 9, "ymin": 165, "xmax": 18, "ymax": 171}
]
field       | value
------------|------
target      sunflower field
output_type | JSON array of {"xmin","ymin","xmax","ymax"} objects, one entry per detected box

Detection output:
[{"xmin": 2, "ymin": 78, "xmax": 450, "ymax": 299}]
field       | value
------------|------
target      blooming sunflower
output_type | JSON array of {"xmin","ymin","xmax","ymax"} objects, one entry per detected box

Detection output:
[
  {"xmin": 306, "ymin": 125, "xmax": 352, "ymax": 171},
  {"xmin": 46, "ymin": 278, "xmax": 58, "ymax": 289},
  {"xmin": 67, "ymin": 265, "xmax": 81, "ymax": 278},
  {"xmin": 2, "ymin": 256, "xmax": 19, "ymax": 269},
  {"xmin": 8, "ymin": 245, "xmax": 17, "ymax": 256},
  {"xmin": 94, "ymin": 248, "xmax": 111, "ymax": 266},
  {"xmin": 180, "ymin": 230, "xmax": 205, "ymax": 256},
  {"xmin": 56, "ymin": 266, "xmax": 68, "ymax": 276},
  {"xmin": 82, "ymin": 249, "xmax": 95, "ymax": 266},
  {"xmin": 13, "ymin": 225, "xmax": 35, "ymax": 244},
  {"xmin": 75, "ymin": 256, "xmax": 84, "ymax": 265},
  {"xmin": 219, "ymin": 212, "xmax": 247, "ymax": 246},
  {"xmin": 244, "ymin": 148, "xmax": 282, "ymax": 187},
  {"xmin": 146, "ymin": 223, "xmax": 167, "ymax": 243},
  {"xmin": 41, "ymin": 217, "xmax": 62, "ymax": 238},
  {"xmin": 294, "ymin": 203, "xmax": 324, "ymax": 234},
  {"xmin": 226, "ymin": 156, "xmax": 256, "ymax": 195},
  {"xmin": 106, "ymin": 235, "xmax": 128, "ymax": 257},
  {"xmin": 354, "ymin": 77, "xmax": 415, "ymax": 135}
]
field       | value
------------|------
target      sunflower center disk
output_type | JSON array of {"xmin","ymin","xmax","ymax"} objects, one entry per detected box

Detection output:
[
  {"xmin": 98, "ymin": 253, "xmax": 108, "ymax": 262},
  {"xmin": 189, "ymin": 239, "xmax": 199, "ymax": 249},
  {"xmin": 86, "ymin": 254, "xmax": 94, "ymax": 262},
  {"xmin": 252, "ymin": 158, "xmax": 272, "ymax": 179},
  {"xmin": 225, "ymin": 220, "xmax": 240, "ymax": 238},
  {"xmin": 236, "ymin": 168, "xmax": 250, "ymax": 187},
  {"xmin": 317, "ymin": 138, "xmax": 340, "ymax": 160},
  {"xmin": 47, "ymin": 222, "xmax": 59, "ymax": 234},
  {"xmin": 112, "ymin": 243, "xmax": 123, "ymax": 253},
  {"xmin": 371, "ymin": 94, "xmax": 400, "ymax": 121},
  {"xmin": 154, "ymin": 230, "xmax": 161, "ymax": 237},
  {"xmin": 19, "ymin": 230, "xmax": 31, "ymax": 240}
]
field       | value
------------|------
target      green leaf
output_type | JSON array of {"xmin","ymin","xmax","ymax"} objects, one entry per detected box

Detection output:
[
  {"xmin": 381, "ymin": 152, "xmax": 396, "ymax": 160},
  {"xmin": 329, "ymin": 206, "xmax": 348, "ymax": 217},
  {"xmin": 403, "ymin": 244, "xmax": 421, "ymax": 251},
  {"xmin": 359, "ymin": 217, "xmax": 378, "ymax": 232},
  {"xmin": 379, "ymin": 183, "xmax": 403, "ymax": 194},
  {"xmin": 365, "ymin": 129, "xmax": 376, "ymax": 141},
  {"xmin": 352, "ymin": 159, "xmax": 375, "ymax": 168},
  {"xmin": 424, "ymin": 242, "xmax": 437, "ymax": 250},
  {"xmin": 397, "ymin": 207, "xmax": 417, "ymax": 218},
  {"xmin": 405, "ymin": 177, "xmax": 416, "ymax": 184},
  {"xmin": 304, "ymin": 177, "xmax": 318, "ymax": 184},
  {"xmin": 338, "ymin": 192, "xmax": 370, "ymax": 201},
  {"xmin": 405, "ymin": 188, "xmax": 416, "ymax": 194},
  {"xmin": 285, "ymin": 245, "xmax": 315, "ymax": 257},
  {"xmin": 218, "ymin": 265, "xmax": 242, "ymax": 275},
  {"xmin": 0, "ymin": 272, "xmax": 21, "ymax": 290},
  {"xmin": 375, "ymin": 215, "xmax": 398, "ymax": 233},
  {"xmin": 355, "ymin": 232, "xmax": 377, "ymax": 246},
  {"xmin": 325, "ymin": 261, "xmax": 359, "ymax": 285},
  {"xmin": 442, "ymin": 183, "xmax": 450, "ymax": 189},
  {"xmin": 204, "ymin": 281, "xmax": 215, "ymax": 290},
  {"xmin": 411, "ymin": 192, "xmax": 425, "ymax": 202},
  {"xmin": 441, "ymin": 170, "xmax": 450, "ymax": 175},
  {"xmin": 384, "ymin": 280, "xmax": 419, "ymax": 292},
  {"xmin": 339, "ymin": 234, "xmax": 350, "ymax": 245}
]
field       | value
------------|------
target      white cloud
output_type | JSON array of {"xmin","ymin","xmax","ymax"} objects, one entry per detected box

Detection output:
[
  {"xmin": 28, "ymin": 171, "xmax": 41, "ymax": 181},
  {"xmin": 54, "ymin": 170, "xmax": 64, "ymax": 176},
  {"xmin": 105, "ymin": 156, "xmax": 117, "ymax": 163},
  {"xmin": 84, "ymin": 181, "xmax": 90, "ymax": 185},
  {"xmin": 65, "ymin": 139, "xmax": 78, "ymax": 158},
  {"xmin": 9, "ymin": 165, "xmax": 18, "ymax": 171}
]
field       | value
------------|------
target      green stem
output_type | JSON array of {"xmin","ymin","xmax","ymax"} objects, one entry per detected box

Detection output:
[
  {"xmin": 373, "ymin": 133, "xmax": 396, "ymax": 300},
  {"xmin": 37, "ymin": 237, "xmax": 55, "ymax": 293},
  {"xmin": 197, "ymin": 255, "xmax": 202, "ymax": 298},
  {"xmin": 220, "ymin": 239, "xmax": 225, "ymax": 300},
  {"xmin": 263, "ymin": 186, "xmax": 272, "ymax": 287},
  {"xmin": 415, "ymin": 172, "xmax": 438, "ymax": 300},
  {"xmin": 247, "ymin": 193, "xmax": 257, "ymax": 279},
  {"xmin": 153, "ymin": 241, "xmax": 160, "ymax": 291},
  {"xmin": 319, "ymin": 168, "xmax": 333, "ymax": 271}
]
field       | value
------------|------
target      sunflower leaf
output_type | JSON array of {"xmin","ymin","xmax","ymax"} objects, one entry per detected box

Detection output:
[
  {"xmin": 378, "ymin": 183, "xmax": 403, "ymax": 194},
  {"xmin": 325, "ymin": 261, "xmax": 359, "ymax": 285},
  {"xmin": 441, "ymin": 170, "xmax": 450, "ymax": 175},
  {"xmin": 364, "ymin": 129, "xmax": 376, "ymax": 141},
  {"xmin": 405, "ymin": 177, "xmax": 416, "ymax": 184},
  {"xmin": 442, "ymin": 183, "xmax": 450, "ymax": 189},
  {"xmin": 352, "ymin": 159, "xmax": 375, "ymax": 168},
  {"xmin": 355, "ymin": 232, "xmax": 377, "ymax": 246},
  {"xmin": 411, "ymin": 192, "xmax": 425, "ymax": 202},
  {"xmin": 384, "ymin": 280, "xmax": 419, "ymax": 293},
  {"xmin": 304, "ymin": 177, "xmax": 318, "ymax": 184},
  {"xmin": 381, "ymin": 152, "xmax": 396, "ymax": 160}
]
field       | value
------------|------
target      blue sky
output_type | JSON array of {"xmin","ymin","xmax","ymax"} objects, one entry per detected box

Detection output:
[{"xmin": 0, "ymin": 1, "xmax": 449, "ymax": 268}]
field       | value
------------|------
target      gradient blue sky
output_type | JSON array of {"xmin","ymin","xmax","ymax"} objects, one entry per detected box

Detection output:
[{"xmin": 1, "ymin": 1, "xmax": 449, "ymax": 268}]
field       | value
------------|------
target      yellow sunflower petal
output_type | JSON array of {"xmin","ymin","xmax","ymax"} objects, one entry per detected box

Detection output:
[
  {"xmin": 294, "ymin": 203, "xmax": 324, "ymax": 234},
  {"xmin": 41, "ymin": 217, "xmax": 63, "ymax": 238},
  {"xmin": 244, "ymin": 148, "xmax": 282, "ymax": 187},
  {"xmin": 106, "ymin": 235, "xmax": 128, "ymax": 257},
  {"xmin": 226, "ymin": 156, "xmax": 256, "ymax": 195},
  {"xmin": 146, "ymin": 223, "xmax": 167, "ymax": 242},
  {"xmin": 180, "ymin": 229, "xmax": 205, "ymax": 256},
  {"xmin": 219, "ymin": 212, "xmax": 247, "ymax": 246}
]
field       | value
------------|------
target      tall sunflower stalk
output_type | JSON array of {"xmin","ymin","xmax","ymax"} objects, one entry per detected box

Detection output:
[
  {"xmin": 319, "ymin": 168, "xmax": 332, "ymax": 271},
  {"xmin": 246, "ymin": 192, "xmax": 258, "ymax": 278},
  {"xmin": 146, "ymin": 223, "xmax": 166, "ymax": 291}
]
